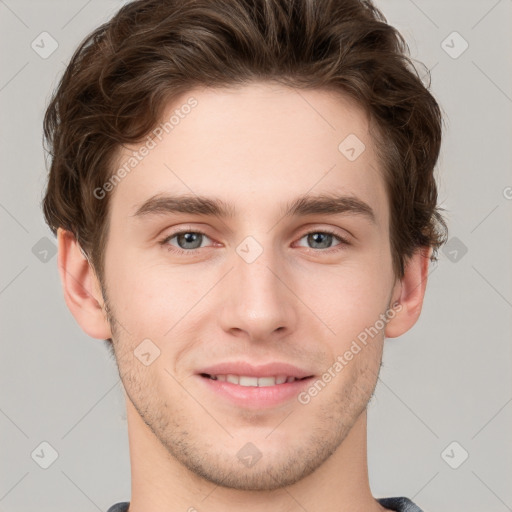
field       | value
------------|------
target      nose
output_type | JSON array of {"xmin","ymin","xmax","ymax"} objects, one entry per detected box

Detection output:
[{"xmin": 218, "ymin": 241, "xmax": 298, "ymax": 342}]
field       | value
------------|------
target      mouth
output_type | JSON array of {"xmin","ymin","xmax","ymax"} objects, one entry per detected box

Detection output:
[
  {"xmin": 197, "ymin": 372, "xmax": 315, "ymax": 408},
  {"xmin": 199, "ymin": 373, "xmax": 312, "ymax": 386}
]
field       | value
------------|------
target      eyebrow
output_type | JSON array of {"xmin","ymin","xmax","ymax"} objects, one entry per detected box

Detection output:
[{"xmin": 131, "ymin": 193, "xmax": 376, "ymax": 224}]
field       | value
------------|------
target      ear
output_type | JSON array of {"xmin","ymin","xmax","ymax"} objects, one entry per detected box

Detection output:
[
  {"xmin": 57, "ymin": 228, "xmax": 112, "ymax": 340},
  {"xmin": 385, "ymin": 246, "xmax": 432, "ymax": 339}
]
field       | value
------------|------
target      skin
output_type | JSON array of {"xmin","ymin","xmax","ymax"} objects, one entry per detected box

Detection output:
[{"xmin": 57, "ymin": 82, "xmax": 431, "ymax": 512}]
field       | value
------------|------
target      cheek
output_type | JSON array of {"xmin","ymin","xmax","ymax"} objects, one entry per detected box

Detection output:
[
  {"xmin": 104, "ymin": 256, "xmax": 171, "ymax": 333},
  {"xmin": 105, "ymin": 232, "xmax": 393, "ymax": 342},
  {"xmin": 295, "ymin": 257, "xmax": 391, "ymax": 335},
  {"xmin": 106, "ymin": 251, "xmax": 214, "ymax": 342}
]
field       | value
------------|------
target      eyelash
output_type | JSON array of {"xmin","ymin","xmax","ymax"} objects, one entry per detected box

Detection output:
[{"xmin": 158, "ymin": 228, "xmax": 350, "ymax": 256}]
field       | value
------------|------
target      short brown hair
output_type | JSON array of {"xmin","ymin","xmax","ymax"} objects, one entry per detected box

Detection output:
[{"xmin": 42, "ymin": 0, "xmax": 448, "ymax": 284}]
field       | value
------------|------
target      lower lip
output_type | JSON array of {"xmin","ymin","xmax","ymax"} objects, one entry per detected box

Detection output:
[{"xmin": 197, "ymin": 375, "xmax": 314, "ymax": 408}]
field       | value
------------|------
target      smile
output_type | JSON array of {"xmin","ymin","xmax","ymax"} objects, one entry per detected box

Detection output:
[{"xmin": 201, "ymin": 373, "xmax": 310, "ymax": 386}]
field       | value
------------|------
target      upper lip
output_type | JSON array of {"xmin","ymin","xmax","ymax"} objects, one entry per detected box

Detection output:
[{"xmin": 197, "ymin": 361, "xmax": 314, "ymax": 379}]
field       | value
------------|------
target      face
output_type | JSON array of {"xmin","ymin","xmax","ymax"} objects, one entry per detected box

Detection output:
[{"xmin": 100, "ymin": 82, "xmax": 399, "ymax": 491}]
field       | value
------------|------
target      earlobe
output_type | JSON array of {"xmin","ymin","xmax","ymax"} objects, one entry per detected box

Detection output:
[
  {"xmin": 385, "ymin": 246, "xmax": 432, "ymax": 339},
  {"xmin": 57, "ymin": 228, "xmax": 112, "ymax": 340}
]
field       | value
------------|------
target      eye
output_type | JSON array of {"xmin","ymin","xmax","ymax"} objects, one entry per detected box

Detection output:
[
  {"xmin": 296, "ymin": 229, "xmax": 350, "ymax": 251},
  {"xmin": 160, "ymin": 229, "xmax": 213, "ymax": 255}
]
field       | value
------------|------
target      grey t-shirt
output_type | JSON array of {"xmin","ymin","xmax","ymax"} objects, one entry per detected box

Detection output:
[{"xmin": 107, "ymin": 496, "xmax": 423, "ymax": 511}]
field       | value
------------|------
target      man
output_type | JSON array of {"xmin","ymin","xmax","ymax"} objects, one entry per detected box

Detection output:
[{"xmin": 42, "ymin": 0, "xmax": 447, "ymax": 510}]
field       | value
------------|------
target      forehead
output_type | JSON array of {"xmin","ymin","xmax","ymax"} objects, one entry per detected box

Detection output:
[{"xmin": 107, "ymin": 82, "xmax": 388, "ymax": 228}]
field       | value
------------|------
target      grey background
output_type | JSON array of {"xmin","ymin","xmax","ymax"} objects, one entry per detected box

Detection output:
[{"xmin": 1, "ymin": 0, "xmax": 511, "ymax": 511}]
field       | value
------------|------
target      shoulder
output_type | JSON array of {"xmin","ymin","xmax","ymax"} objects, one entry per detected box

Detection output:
[
  {"xmin": 106, "ymin": 502, "xmax": 130, "ymax": 512},
  {"xmin": 377, "ymin": 496, "xmax": 425, "ymax": 512}
]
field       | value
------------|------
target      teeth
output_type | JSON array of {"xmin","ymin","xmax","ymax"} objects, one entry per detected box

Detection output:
[
  {"xmin": 208, "ymin": 374, "xmax": 298, "ymax": 386},
  {"xmin": 226, "ymin": 374, "xmax": 239, "ymax": 384},
  {"xmin": 239, "ymin": 376, "xmax": 258, "ymax": 386},
  {"xmin": 258, "ymin": 377, "xmax": 278, "ymax": 387}
]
